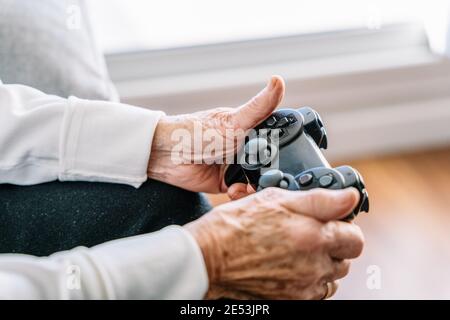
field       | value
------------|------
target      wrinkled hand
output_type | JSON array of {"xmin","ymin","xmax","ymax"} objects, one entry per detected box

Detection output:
[
  {"xmin": 147, "ymin": 76, "xmax": 285, "ymax": 196},
  {"xmin": 185, "ymin": 188, "xmax": 364, "ymax": 300}
]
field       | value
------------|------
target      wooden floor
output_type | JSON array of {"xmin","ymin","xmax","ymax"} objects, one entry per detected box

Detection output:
[{"xmin": 207, "ymin": 147, "xmax": 450, "ymax": 299}]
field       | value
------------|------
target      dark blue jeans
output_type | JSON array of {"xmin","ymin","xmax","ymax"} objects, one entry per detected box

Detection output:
[{"xmin": 0, "ymin": 180, "xmax": 211, "ymax": 256}]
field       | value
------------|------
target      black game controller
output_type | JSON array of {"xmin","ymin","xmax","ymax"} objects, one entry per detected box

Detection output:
[{"xmin": 224, "ymin": 107, "xmax": 369, "ymax": 220}]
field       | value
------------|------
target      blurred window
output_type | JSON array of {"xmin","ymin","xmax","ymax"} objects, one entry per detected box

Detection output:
[{"xmin": 87, "ymin": 0, "xmax": 425, "ymax": 54}]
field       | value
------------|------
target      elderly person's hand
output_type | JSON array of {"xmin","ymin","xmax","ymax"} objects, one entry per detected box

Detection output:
[
  {"xmin": 147, "ymin": 76, "xmax": 284, "ymax": 198},
  {"xmin": 185, "ymin": 187, "xmax": 364, "ymax": 300}
]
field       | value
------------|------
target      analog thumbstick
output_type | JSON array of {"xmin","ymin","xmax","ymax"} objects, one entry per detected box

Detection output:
[
  {"xmin": 258, "ymin": 169, "xmax": 284, "ymax": 188},
  {"xmin": 245, "ymin": 138, "xmax": 270, "ymax": 164}
]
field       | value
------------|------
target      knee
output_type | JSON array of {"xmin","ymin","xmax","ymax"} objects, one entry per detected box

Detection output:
[{"xmin": 133, "ymin": 179, "xmax": 212, "ymax": 230}]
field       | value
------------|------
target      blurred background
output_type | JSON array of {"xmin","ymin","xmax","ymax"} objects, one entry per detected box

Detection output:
[
  {"xmin": 3, "ymin": 0, "xmax": 449, "ymax": 299},
  {"xmin": 85, "ymin": 0, "xmax": 450, "ymax": 299},
  {"xmin": 87, "ymin": 0, "xmax": 450, "ymax": 160}
]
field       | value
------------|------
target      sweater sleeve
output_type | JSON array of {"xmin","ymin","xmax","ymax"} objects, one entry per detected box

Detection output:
[
  {"xmin": 0, "ymin": 226, "xmax": 209, "ymax": 299},
  {"xmin": 0, "ymin": 83, "xmax": 164, "ymax": 187}
]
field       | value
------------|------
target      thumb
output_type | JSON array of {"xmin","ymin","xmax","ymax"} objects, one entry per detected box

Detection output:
[
  {"xmin": 234, "ymin": 75, "xmax": 285, "ymax": 130},
  {"xmin": 227, "ymin": 183, "xmax": 256, "ymax": 200},
  {"xmin": 283, "ymin": 188, "xmax": 360, "ymax": 222}
]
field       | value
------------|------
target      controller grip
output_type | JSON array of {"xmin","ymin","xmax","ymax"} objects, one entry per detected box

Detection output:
[
  {"xmin": 225, "ymin": 164, "xmax": 264, "ymax": 189},
  {"xmin": 224, "ymin": 164, "xmax": 247, "ymax": 186},
  {"xmin": 335, "ymin": 166, "xmax": 369, "ymax": 219}
]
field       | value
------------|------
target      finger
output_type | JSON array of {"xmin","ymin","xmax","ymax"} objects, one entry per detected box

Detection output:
[
  {"xmin": 331, "ymin": 259, "xmax": 351, "ymax": 280},
  {"xmin": 322, "ymin": 221, "xmax": 365, "ymax": 259},
  {"xmin": 233, "ymin": 75, "xmax": 285, "ymax": 130},
  {"xmin": 280, "ymin": 188, "xmax": 360, "ymax": 222},
  {"xmin": 325, "ymin": 281, "xmax": 339, "ymax": 299},
  {"xmin": 227, "ymin": 183, "xmax": 252, "ymax": 200},
  {"xmin": 247, "ymin": 184, "xmax": 256, "ymax": 194},
  {"xmin": 317, "ymin": 281, "xmax": 339, "ymax": 300}
]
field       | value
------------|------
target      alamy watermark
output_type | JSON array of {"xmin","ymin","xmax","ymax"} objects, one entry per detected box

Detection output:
[
  {"xmin": 66, "ymin": 4, "xmax": 82, "ymax": 30},
  {"xmin": 366, "ymin": 265, "xmax": 382, "ymax": 290},
  {"xmin": 66, "ymin": 264, "xmax": 81, "ymax": 290}
]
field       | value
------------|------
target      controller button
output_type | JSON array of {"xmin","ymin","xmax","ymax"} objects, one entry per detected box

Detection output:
[
  {"xmin": 267, "ymin": 128, "xmax": 285, "ymax": 139},
  {"xmin": 245, "ymin": 138, "xmax": 269, "ymax": 165},
  {"xmin": 287, "ymin": 114, "xmax": 297, "ymax": 124},
  {"xmin": 259, "ymin": 169, "xmax": 284, "ymax": 188},
  {"xmin": 279, "ymin": 180, "xmax": 289, "ymax": 189},
  {"xmin": 275, "ymin": 117, "xmax": 290, "ymax": 128},
  {"xmin": 265, "ymin": 116, "xmax": 277, "ymax": 127},
  {"xmin": 245, "ymin": 137, "xmax": 268, "ymax": 153},
  {"xmin": 319, "ymin": 175, "xmax": 334, "ymax": 187},
  {"xmin": 298, "ymin": 173, "xmax": 313, "ymax": 186}
]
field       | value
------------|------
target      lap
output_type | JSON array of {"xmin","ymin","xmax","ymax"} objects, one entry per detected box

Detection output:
[{"xmin": 0, "ymin": 180, "xmax": 211, "ymax": 256}]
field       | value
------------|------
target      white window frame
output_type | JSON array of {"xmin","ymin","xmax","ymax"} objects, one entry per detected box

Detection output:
[{"xmin": 105, "ymin": 22, "xmax": 450, "ymax": 160}]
